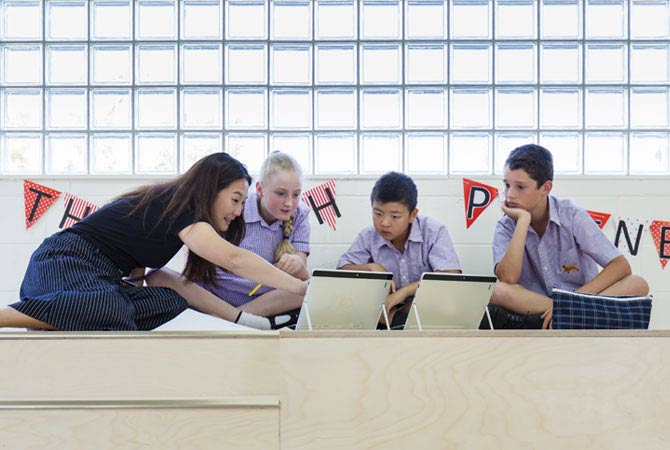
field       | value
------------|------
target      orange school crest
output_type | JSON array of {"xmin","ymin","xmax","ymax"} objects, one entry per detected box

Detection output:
[{"xmin": 562, "ymin": 264, "xmax": 579, "ymax": 274}]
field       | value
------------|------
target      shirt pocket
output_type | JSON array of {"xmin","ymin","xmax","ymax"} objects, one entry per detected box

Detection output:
[{"xmin": 556, "ymin": 247, "xmax": 586, "ymax": 284}]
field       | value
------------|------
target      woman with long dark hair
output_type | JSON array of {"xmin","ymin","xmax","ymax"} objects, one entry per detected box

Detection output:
[{"xmin": 1, "ymin": 152, "xmax": 306, "ymax": 331}]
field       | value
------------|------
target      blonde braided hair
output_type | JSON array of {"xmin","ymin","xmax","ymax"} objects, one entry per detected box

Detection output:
[
  {"xmin": 275, "ymin": 215, "xmax": 295, "ymax": 262},
  {"xmin": 259, "ymin": 151, "xmax": 303, "ymax": 263}
]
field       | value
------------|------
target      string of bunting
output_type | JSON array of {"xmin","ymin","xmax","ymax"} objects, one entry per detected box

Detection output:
[
  {"xmin": 301, "ymin": 179, "xmax": 340, "ymax": 231},
  {"xmin": 23, "ymin": 180, "xmax": 99, "ymax": 230},
  {"xmin": 22, "ymin": 178, "xmax": 670, "ymax": 269}
]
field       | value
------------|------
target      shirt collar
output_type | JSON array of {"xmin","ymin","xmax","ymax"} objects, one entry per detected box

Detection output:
[
  {"xmin": 548, "ymin": 195, "xmax": 562, "ymax": 227},
  {"xmin": 407, "ymin": 216, "xmax": 424, "ymax": 243},
  {"xmin": 374, "ymin": 215, "xmax": 424, "ymax": 250},
  {"xmin": 244, "ymin": 193, "xmax": 281, "ymax": 229}
]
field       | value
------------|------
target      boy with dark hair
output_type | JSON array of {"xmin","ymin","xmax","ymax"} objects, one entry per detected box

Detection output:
[
  {"xmin": 491, "ymin": 144, "xmax": 649, "ymax": 329},
  {"xmin": 337, "ymin": 172, "xmax": 462, "ymax": 328}
]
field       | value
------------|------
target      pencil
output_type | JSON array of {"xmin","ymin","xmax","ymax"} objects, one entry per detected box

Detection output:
[{"xmin": 248, "ymin": 283, "xmax": 262, "ymax": 296}]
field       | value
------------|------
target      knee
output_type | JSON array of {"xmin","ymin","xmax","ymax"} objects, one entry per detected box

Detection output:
[
  {"xmin": 491, "ymin": 282, "xmax": 514, "ymax": 306},
  {"xmin": 628, "ymin": 275, "xmax": 650, "ymax": 296},
  {"xmin": 285, "ymin": 292, "xmax": 305, "ymax": 309}
]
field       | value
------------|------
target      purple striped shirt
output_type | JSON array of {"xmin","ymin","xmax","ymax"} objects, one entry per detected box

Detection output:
[
  {"xmin": 203, "ymin": 193, "xmax": 310, "ymax": 306},
  {"xmin": 336, "ymin": 215, "xmax": 461, "ymax": 289},
  {"xmin": 492, "ymin": 195, "xmax": 622, "ymax": 297}
]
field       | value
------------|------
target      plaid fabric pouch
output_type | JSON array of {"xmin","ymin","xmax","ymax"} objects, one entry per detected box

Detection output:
[{"xmin": 552, "ymin": 288, "xmax": 653, "ymax": 330}]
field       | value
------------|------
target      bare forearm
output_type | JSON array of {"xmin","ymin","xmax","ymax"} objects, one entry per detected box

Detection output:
[
  {"xmin": 385, "ymin": 281, "xmax": 420, "ymax": 310},
  {"xmin": 340, "ymin": 263, "xmax": 380, "ymax": 271},
  {"xmin": 179, "ymin": 222, "xmax": 302, "ymax": 294},
  {"xmin": 148, "ymin": 268, "xmax": 240, "ymax": 322},
  {"xmin": 239, "ymin": 289, "xmax": 304, "ymax": 316},
  {"xmin": 577, "ymin": 255, "xmax": 631, "ymax": 294},
  {"xmin": 495, "ymin": 218, "xmax": 530, "ymax": 284},
  {"xmin": 229, "ymin": 248, "xmax": 301, "ymax": 293},
  {"xmin": 398, "ymin": 281, "xmax": 419, "ymax": 299}
]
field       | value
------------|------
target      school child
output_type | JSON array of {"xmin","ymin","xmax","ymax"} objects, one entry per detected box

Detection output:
[
  {"xmin": 198, "ymin": 151, "xmax": 310, "ymax": 328},
  {"xmin": 4, "ymin": 153, "xmax": 306, "ymax": 331},
  {"xmin": 490, "ymin": 144, "xmax": 649, "ymax": 329},
  {"xmin": 337, "ymin": 172, "xmax": 462, "ymax": 328}
]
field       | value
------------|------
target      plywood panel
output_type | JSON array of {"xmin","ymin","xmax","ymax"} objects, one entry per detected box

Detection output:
[
  {"xmin": 0, "ymin": 406, "xmax": 278, "ymax": 450},
  {"xmin": 0, "ymin": 333, "xmax": 279, "ymax": 401},
  {"xmin": 281, "ymin": 335, "xmax": 670, "ymax": 450}
]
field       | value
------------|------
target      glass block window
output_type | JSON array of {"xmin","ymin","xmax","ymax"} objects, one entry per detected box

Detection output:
[{"xmin": 1, "ymin": 0, "xmax": 669, "ymax": 175}]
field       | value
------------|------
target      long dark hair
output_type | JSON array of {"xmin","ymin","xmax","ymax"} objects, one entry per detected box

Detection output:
[{"xmin": 119, "ymin": 152, "xmax": 252, "ymax": 285}]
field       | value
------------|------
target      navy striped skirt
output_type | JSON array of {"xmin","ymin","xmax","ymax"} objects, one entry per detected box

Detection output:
[{"xmin": 14, "ymin": 231, "xmax": 188, "ymax": 331}]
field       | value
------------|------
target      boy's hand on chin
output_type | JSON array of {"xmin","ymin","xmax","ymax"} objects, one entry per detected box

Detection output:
[{"xmin": 501, "ymin": 201, "xmax": 531, "ymax": 223}]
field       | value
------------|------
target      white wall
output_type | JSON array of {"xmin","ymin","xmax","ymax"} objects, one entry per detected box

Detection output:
[{"xmin": 2, "ymin": 176, "xmax": 669, "ymax": 328}]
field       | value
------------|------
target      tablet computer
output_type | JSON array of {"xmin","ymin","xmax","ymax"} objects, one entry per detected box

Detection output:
[
  {"xmin": 295, "ymin": 269, "xmax": 394, "ymax": 330},
  {"xmin": 404, "ymin": 273, "xmax": 497, "ymax": 330}
]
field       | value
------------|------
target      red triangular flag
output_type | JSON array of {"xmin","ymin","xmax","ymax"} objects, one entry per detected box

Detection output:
[
  {"xmin": 60, "ymin": 193, "xmax": 100, "ymax": 229},
  {"xmin": 301, "ymin": 180, "xmax": 339, "ymax": 231},
  {"xmin": 587, "ymin": 210, "xmax": 611, "ymax": 230},
  {"xmin": 463, "ymin": 178, "xmax": 499, "ymax": 229},
  {"xmin": 649, "ymin": 220, "xmax": 670, "ymax": 269},
  {"xmin": 24, "ymin": 180, "xmax": 61, "ymax": 229}
]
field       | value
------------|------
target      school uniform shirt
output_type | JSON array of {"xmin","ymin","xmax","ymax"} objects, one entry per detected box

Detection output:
[
  {"xmin": 204, "ymin": 193, "xmax": 310, "ymax": 306},
  {"xmin": 336, "ymin": 215, "xmax": 461, "ymax": 289},
  {"xmin": 492, "ymin": 195, "xmax": 622, "ymax": 297}
]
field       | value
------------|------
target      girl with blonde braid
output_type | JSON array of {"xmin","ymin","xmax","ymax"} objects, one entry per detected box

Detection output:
[{"xmin": 197, "ymin": 151, "xmax": 310, "ymax": 328}]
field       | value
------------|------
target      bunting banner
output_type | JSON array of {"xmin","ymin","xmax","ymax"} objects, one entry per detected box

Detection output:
[
  {"xmin": 302, "ymin": 179, "xmax": 340, "ymax": 231},
  {"xmin": 59, "ymin": 193, "xmax": 100, "ymax": 229},
  {"xmin": 614, "ymin": 217, "xmax": 649, "ymax": 257},
  {"xmin": 649, "ymin": 220, "xmax": 670, "ymax": 269},
  {"xmin": 587, "ymin": 210, "xmax": 611, "ymax": 230},
  {"xmin": 23, "ymin": 180, "xmax": 61, "ymax": 229},
  {"xmin": 463, "ymin": 178, "xmax": 499, "ymax": 229}
]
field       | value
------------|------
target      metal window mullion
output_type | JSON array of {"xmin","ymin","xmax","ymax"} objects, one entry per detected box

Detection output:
[
  {"xmin": 626, "ymin": 0, "xmax": 631, "ymax": 175},
  {"xmin": 311, "ymin": 0, "xmax": 315, "ymax": 173},
  {"xmin": 176, "ymin": 1, "xmax": 181, "ymax": 173},
  {"xmin": 41, "ymin": 0, "xmax": 46, "ymax": 174},
  {"xmin": 266, "ymin": 0, "xmax": 270, "ymax": 159},
  {"xmin": 130, "ymin": 0, "xmax": 136, "ymax": 174},
  {"xmin": 581, "ymin": 0, "xmax": 586, "ymax": 174},
  {"xmin": 224, "ymin": 1, "xmax": 228, "ymax": 155},
  {"xmin": 0, "ymin": 0, "xmax": 2, "ymax": 132},
  {"xmin": 356, "ymin": 0, "xmax": 361, "ymax": 174},
  {"xmin": 400, "ymin": 1, "xmax": 406, "ymax": 173},
  {"xmin": 445, "ymin": 0, "xmax": 450, "ymax": 176},
  {"xmin": 86, "ymin": 0, "xmax": 92, "ymax": 174},
  {"xmin": 443, "ymin": 1, "xmax": 451, "ymax": 175},
  {"xmin": 490, "ymin": 1, "xmax": 495, "ymax": 175},
  {"xmin": 533, "ymin": 0, "xmax": 542, "ymax": 148}
]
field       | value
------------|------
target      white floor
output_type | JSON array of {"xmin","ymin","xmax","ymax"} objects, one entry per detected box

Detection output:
[{"xmin": 152, "ymin": 308, "xmax": 253, "ymax": 331}]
